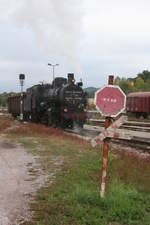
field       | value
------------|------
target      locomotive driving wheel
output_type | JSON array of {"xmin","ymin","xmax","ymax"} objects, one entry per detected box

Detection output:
[
  {"xmin": 31, "ymin": 110, "xmax": 40, "ymax": 123},
  {"xmin": 47, "ymin": 111, "xmax": 53, "ymax": 126},
  {"xmin": 60, "ymin": 119, "xmax": 66, "ymax": 128}
]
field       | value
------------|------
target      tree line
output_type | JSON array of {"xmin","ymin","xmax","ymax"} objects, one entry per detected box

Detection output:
[
  {"xmin": 115, "ymin": 70, "xmax": 150, "ymax": 94},
  {"xmin": 0, "ymin": 70, "xmax": 150, "ymax": 106},
  {"xmin": 85, "ymin": 70, "xmax": 150, "ymax": 98},
  {"xmin": 0, "ymin": 92, "xmax": 16, "ymax": 107}
]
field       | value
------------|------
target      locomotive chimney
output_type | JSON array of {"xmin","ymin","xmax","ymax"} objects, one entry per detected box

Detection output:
[{"xmin": 68, "ymin": 73, "xmax": 75, "ymax": 84}]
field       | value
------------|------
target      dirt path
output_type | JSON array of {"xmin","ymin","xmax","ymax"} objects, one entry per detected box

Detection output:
[
  {"xmin": 0, "ymin": 137, "xmax": 48, "ymax": 225},
  {"xmin": 0, "ymin": 117, "xmax": 66, "ymax": 225},
  {"xmin": 0, "ymin": 118, "xmax": 49, "ymax": 225}
]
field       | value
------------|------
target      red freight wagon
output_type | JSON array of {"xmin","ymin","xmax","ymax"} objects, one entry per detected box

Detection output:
[{"xmin": 126, "ymin": 92, "xmax": 150, "ymax": 118}]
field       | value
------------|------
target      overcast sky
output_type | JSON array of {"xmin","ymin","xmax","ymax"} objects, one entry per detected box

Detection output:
[{"xmin": 0, "ymin": 0, "xmax": 150, "ymax": 92}]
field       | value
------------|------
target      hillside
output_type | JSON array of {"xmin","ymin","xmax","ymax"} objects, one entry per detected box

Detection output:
[{"xmin": 84, "ymin": 87, "xmax": 98, "ymax": 98}]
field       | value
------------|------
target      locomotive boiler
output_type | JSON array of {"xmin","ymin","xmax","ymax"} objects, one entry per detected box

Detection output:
[{"xmin": 8, "ymin": 73, "xmax": 87, "ymax": 128}]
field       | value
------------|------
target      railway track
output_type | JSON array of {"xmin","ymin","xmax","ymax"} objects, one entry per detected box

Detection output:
[
  {"xmin": 88, "ymin": 118, "xmax": 150, "ymax": 132},
  {"xmin": 65, "ymin": 120, "xmax": 150, "ymax": 152}
]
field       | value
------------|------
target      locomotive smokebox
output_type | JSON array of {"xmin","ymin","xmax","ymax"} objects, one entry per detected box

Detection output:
[{"xmin": 68, "ymin": 73, "xmax": 74, "ymax": 84}]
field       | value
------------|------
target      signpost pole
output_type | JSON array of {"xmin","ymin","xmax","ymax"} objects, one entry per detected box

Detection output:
[
  {"xmin": 100, "ymin": 75, "xmax": 114, "ymax": 198},
  {"xmin": 19, "ymin": 74, "xmax": 25, "ymax": 122}
]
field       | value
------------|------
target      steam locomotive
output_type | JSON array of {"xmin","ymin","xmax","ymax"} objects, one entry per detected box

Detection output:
[{"xmin": 8, "ymin": 73, "xmax": 87, "ymax": 128}]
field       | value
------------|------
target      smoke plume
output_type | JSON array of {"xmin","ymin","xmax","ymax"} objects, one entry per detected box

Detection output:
[{"xmin": 10, "ymin": 0, "xmax": 84, "ymax": 71}]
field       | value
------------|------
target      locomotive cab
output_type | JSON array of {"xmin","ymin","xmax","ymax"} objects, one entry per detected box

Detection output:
[{"xmin": 52, "ymin": 77, "xmax": 67, "ymax": 88}]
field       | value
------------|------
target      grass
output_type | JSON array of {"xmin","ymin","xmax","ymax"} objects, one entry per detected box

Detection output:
[
  {"xmin": 5, "ymin": 121, "xmax": 150, "ymax": 225},
  {"xmin": 22, "ymin": 145, "xmax": 150, "ymax": 225},
  {"xmin": 0, "ymin": 115, "xmax": 14, "ymax": 132},
  {"xmin": 110, "ymin": 149, "xmax": 150, "ymax": 193}
]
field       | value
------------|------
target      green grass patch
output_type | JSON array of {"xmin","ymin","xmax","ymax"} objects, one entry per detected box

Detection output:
[
  {"xmin": 17, "ymin": 135, "xmax": 150, "ymax": 225},
  {"xmin": 110, "ymin": 152, "xmax": 150, "ymax": 194},
  {"xmin": 8, "ymin": 125, "xmax": 150, "ymax": 225}
]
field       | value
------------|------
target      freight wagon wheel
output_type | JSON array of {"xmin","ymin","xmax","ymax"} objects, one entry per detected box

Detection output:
[
  {"xmin": 68, "ymin": 120, "xmax": 73, "ymax": 129},
  {"xmin": 143, "ymin": 113, "xmax": 148, "ymax": 119},
  {"xmin": 47, "ymin": 116, "xmax": 52, "ymax": 126},
  {"xmin": 46, "ymin": 110, "xmax": 53, "ymax": 126},
  {"xmin": 78, "ymin": 121, "xmax": 84, "ymax": 128},
  {"xmin": 60, "ymin": 119, "xmax": 67, "ymax": 129},
  {"xmin": 60, "ymin": 121, "xmax": 65, "ymax": 128},
  {"xmin": 12, "ymin": 114, "xmax": 17, "ymax": 119},
  {"xmin": 31, "ymin": 112, "xmax": 39, "ymax": 123},
  {"xmin": 23, "ymin": 113, "xmax": 27, "ymax": 121},
  {"xmin": 136, "ymin": 112, "xmax": 141, "ymax": 118},
  {"xmin": 26, "ymin": 113, "xmax": 31, "ymax": 121}
]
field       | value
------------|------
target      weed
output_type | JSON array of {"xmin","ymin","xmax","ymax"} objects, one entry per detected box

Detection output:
[
  {"xmin": 22, "ymin": 138, "xmax": 150, "ymax": 225},
  {"xmin": 6, "ymin": 121, "xmax": 150, "ymax": 225}
]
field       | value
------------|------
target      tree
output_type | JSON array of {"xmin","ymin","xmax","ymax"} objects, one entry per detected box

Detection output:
[
  {"xmin": 113, "ymin": 70, "xmax": 150, "ymax": 93},
  {"xmin": 114, "ymin": 76, "xmax": 121, "ymax": 85},
  {"xmin": 128, "ymin": 81, "xmax": 135, "ymax": 91},
  {"xmin": 137, "ymin": 70, "xmax": 150, "ymax": 82},
  {"xmin": 0, "ymin": 93, "xmax": 11, "ymax": 107},
  {"xmin": 119, "ymin": 78, "xmax": 130, "ymax": 94},
  {"xmin": 135, "ymin": 77, "xmax": 144, "ymax": 90},
  {"xmin": 143, "ymin": 78, "xmax": 150, "ymax": 91},
  {"xmin": 0, "ymin": 97, "xmax": 2, "ymax": 106}
]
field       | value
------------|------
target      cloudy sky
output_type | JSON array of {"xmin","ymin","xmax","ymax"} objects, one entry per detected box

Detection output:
[{"xmin": 0, "ymin": 0, "xmax": 150, "ymax": 92}]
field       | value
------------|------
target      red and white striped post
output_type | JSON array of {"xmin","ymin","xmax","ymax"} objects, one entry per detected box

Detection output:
[
  {"xmin": 100, "ymin": 75, "xmax": 114, "ymax": 198},
  {"xmin": 93, "ymin": 75, "xmax": 126, "ymax": 197}
]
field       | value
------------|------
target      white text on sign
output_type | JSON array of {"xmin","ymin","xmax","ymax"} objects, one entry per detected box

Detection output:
[{"xmin": 103, "ymin": 98, "xmax": 117, "ymax": 103}]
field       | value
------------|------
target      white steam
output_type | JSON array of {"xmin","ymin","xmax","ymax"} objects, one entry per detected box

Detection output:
[{"xmin": 10, "ymin": 0, "xmax": 84, "ymax": 71}]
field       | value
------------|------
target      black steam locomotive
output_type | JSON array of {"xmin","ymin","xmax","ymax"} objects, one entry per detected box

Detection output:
[{"xmin": 8, "ymin": 73, "xmax": 87, "ymax": 128}]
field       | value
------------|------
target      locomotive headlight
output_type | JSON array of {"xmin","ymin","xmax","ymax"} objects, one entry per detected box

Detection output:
[{"xmin": 64, "ymin": 108, "xmax": 68, "ymax": 112}]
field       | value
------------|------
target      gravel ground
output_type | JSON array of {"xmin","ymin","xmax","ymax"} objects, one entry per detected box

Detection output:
[{"xmin": 0, "ymin": 138, "xmax": 47, "ymax": 225}]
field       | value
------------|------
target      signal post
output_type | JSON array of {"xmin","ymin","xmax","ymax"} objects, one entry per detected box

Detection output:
[
  {"xmin": 100, "ymin": 76, "xmax": 113, "ymax": 198},
  {"xmin": 94, "ymin": 75, "xmax": 126, "ymax": 198}
]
